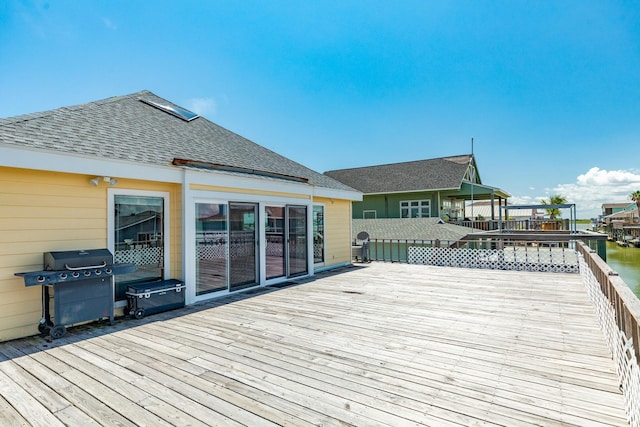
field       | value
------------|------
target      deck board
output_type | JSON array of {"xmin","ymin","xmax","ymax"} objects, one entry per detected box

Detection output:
[{"xmin": 0, "ymin": 262, "xmax": 630, "ymax": 426}]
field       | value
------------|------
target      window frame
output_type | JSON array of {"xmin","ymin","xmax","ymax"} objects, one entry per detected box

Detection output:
[
  {"xmin": 313, "ymin": 204, "xmax": 325, "ymax": 265},
  {"xmin": 108, "ymin": 188, "xmax": 171, "ymax": 307},
  {"xmin": 363, "ymin": 210, "xmax": 377, "ymax": 219},
  {"xmin": 400, "ymin": 200, "xmax": 431, "ymax": 218}
]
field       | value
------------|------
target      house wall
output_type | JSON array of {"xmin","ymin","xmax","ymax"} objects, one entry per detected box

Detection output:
[
  {"xmin": 314, "ymin": 197, "xmax": 352, "ymax": 267},
  {"xmin": 0, "ymin": 167, "xmax": 182, "ymax": 342},
  {"xmin": 353, "ymin": 192, "xmax": 439, "ymax": 219},
  {"xmin": 353, "ymin": 186, "xmax": 503, "ymax": 220}
]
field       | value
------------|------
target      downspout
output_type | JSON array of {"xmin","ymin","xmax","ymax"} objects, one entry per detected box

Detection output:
[{"xmin": 384, "ymin": 195, "xmax": 389, "ymax": 218}]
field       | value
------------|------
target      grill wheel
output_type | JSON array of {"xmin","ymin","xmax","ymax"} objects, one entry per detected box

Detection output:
[{"xmin": 49, "ymin": 325, "xmax": 66, "ymax": 339}]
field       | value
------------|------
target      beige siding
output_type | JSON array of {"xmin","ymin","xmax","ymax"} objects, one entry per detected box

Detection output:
[
  {"xmin": 0, "ymin": 167, "xmax": 182, "ymax": 342},
  {"xmin": 314, "ymin": 197, "xmax": 352, "ymax": 268},
  {"xmin": 190, "ymin": 183, "xmax": 310, "ymax": 200}
]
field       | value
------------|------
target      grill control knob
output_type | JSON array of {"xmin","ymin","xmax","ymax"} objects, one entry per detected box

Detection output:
[
  {"xmin": 84, "ymin": 270, "xmax": 91, "ymax": 277},
  {"xmin": 95, "ymin": 269, "xmax": 102, "ymax": 275},
  {"xmin": 72, "ymin": 272, "xmax": 80, "ymax": 278},
  {"xmin": 59, "ymin": 273, "xmax": 67, "ymax": 280},
  {"xmin": 36, "ymin": 275, "xmax": 45, "ymax": 283},
  {"xmin": 105, "ymin": 268, "xmax": 112, "ymax": 274}
]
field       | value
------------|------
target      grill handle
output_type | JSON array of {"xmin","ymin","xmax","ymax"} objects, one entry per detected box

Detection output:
[{"xmin": 64, "ymin": 261, "xmax": 107, "ymax": 271}]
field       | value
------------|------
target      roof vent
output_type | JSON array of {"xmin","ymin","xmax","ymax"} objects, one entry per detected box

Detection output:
[{"xmin": 140, "ymin": 98, "xmax": 199, "ymax": 122}]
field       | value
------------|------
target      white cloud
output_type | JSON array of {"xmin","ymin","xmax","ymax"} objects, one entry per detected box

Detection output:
[
  {"xmin": 102, "ymin": 18, "xmax": 117, "ymax": 30},
  {"xmin": 185, "ymin": 98, "xmax": 217, "ymax": 117},
  {"xmin": 532, "ymin": 167, "xmax": 640, "ymax": 219},
  {"xmin": 576, "ymin": 167, "xmax": 640, "ymax": 186}
]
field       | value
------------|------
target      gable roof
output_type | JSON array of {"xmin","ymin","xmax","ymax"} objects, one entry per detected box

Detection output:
[
  {"xmin": 0, "ymin": 90, "xmax": 355, "ymax": 193},
  {"xmin": 324, "ymin": 155, "xmax": 474, "ymax": 194}
]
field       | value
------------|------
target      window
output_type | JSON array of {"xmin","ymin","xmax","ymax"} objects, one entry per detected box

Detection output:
[
  {"xmin": 400, "ymin": 200, "xmax": 430, "ymax": 218},
  {"xmin": 140, "ymin": 98, "xmax": 199, "ymax": 121},
  {"xmin": 313, "ymin": 205, "xmax": 324, "ymax": 264},
  {"xmin": 111, "ymin": 192, "xmax": 168, "ymax": 302},
  {"xmin": 363, "ymin": 210, "xmax": 377, "ymax": 219}
]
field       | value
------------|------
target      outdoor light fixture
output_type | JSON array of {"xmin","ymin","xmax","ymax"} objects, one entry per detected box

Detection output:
[{"xmin": 89, "ymin": 176, "xmax": 118, "ymax": 186}]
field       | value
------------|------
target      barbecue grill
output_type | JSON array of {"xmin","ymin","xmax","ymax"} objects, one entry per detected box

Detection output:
[{"xmin": 15, "ymin": 248, "xmax": 136, "ymax": 339}]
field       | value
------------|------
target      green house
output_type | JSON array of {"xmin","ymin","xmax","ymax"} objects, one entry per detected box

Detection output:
[{"xmin": 325, "ymin": 154, "xmax": 510, "ymax": 221}]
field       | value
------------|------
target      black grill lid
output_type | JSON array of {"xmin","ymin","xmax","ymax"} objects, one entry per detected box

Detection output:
[{"xmin": 44, "ymin": 249, "xmax": 114, "ymax": 271}]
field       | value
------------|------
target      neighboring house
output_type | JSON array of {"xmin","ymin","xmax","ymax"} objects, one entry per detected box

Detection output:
[
  {"xmin": 324, "ymin": 155, "xmax": 510, "ymax": 221},
  {"xmin": 602, "ymin": 203, "xmax": 632, "ymax": 217},
  {"xmin": 604, "ymin": 206, "xmax": 639, "ymax": 224},
  {"xmin": 0, "ymin": 90, "xmax": 361, "ymax": 341}
]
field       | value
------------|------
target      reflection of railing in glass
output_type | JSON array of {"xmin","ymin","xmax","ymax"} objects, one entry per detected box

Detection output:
[{"xmin": 115, "ymin": 237, "xmax": 164, "ymax": 265}]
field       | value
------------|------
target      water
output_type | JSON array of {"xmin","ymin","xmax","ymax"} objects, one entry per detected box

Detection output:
[
  {"xmin": 604, "ymin": 241, "xmax": 640, "ymax": 297},
  {"xmin": 577, "ymin": 222, "xmax": 640, "ymax": 297}
]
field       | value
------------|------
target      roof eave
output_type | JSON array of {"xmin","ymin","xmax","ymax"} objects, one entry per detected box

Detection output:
[
  {"xmin": 362, "ymin": 186, "xmax": 461, "ymax": 196},
  {"xmin": 0, "ymin": 144, "xmax": 183, "ymax": 183}
]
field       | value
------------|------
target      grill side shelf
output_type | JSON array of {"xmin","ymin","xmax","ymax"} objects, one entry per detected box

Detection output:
[{"xmin": 15, "ymin": 263, "xmax": 137, "ymax": 286}]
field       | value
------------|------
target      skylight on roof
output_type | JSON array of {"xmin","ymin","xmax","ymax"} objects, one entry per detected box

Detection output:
[{"xmin": 140, "ymin": 98, "xmax": 199, "ymax": 122}]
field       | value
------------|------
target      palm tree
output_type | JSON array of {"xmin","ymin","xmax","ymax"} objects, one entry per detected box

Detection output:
[
  {"xmin": 631, "ymin": 190, "xmax": 640, "ymax": 222},
  {"xmin": 541, "ymin": 194, "xmax": 567, "ymax": 220}
]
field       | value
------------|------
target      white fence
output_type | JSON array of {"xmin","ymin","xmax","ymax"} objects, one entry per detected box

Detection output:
[
  {"xmin": 407, "ymin": 245, "xmax": 579, "ymax": 273},
  {"xmin": 579, "ymin": 253, "xmax": 640, "ymax": 427}
]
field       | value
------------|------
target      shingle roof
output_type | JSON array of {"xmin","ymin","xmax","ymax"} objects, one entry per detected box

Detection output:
[
  {"xmin": 324, "ymin": 155, "xmax": 473, "ymax": 194},
  {"xmin": 0, "ymin": 90, "xmax": 354, "ymax": 192},
  {"xmin": 352, "ymin": 218, "xmax": 479, "ymax": 241}
]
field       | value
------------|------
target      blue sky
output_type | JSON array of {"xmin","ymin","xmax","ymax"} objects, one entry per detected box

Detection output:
[{"xmin": 1, "ymin": 1, "xmax": 639, "ymax": 218}]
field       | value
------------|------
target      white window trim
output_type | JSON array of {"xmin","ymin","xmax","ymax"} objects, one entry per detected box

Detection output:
[
  {"xmin": 186, "ymin": 188, "xmax": 314, "ymax": 305},
  {"xmin": 362, "ymin": 210, "xmax": 377, "ymax": 219},
  {"xmin": 108, "ymin": 188, "xmax": 171, "ymax": 307},
  {"xmin": 400, "ymin": 200, "xmax": 431, "ymax": 218}
]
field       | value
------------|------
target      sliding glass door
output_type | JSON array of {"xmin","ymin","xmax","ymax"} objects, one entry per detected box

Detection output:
[
  {"xmin": 195, "ymin": 203, "xmax": 228, "ymax": 296},
  {"xmin": 287, "ymin": 205, "xmax": 308, "ymax": 277},
  {"xmin": 229, "ymin": 203, "xmax": 259, "ymax": 291},
  {"xmin": 194, "ymin": 200, "xmax": 308, "ymax": 298},
  {"xmin": 265, "ymin": 206, "xmax": 285, "ymax": 279}
]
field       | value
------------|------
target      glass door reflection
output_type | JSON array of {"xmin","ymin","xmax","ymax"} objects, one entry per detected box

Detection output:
[
  {"xmin": 265, "ymin": 206, "xmax": 285, "ymax": 279},
  {"xmin": 195, "ymin": 203, "xmax": 228, "ymax": 295},
  {"xmin": 229, "ymin": 203, "xmax": 259, "ymax": 291},
  {"xmin": 287, "ymin": 205, "xmax": 308, "ymax": 277}
]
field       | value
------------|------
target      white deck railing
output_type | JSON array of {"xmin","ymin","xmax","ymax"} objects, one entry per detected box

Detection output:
[{"xmin": 578, "ymin": 247, "xmax": 640, "ymax": 427}]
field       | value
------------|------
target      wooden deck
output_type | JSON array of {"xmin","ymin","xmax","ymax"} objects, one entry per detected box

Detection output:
[{"xmin": 0, "ymin": 263, "xmax": 629, "ymax": 426}]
